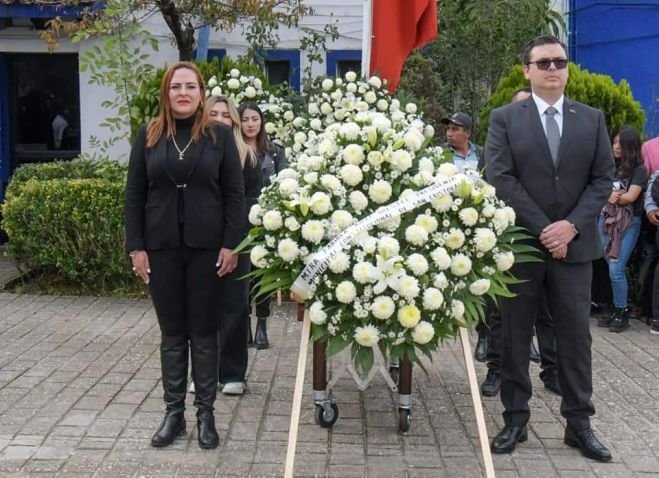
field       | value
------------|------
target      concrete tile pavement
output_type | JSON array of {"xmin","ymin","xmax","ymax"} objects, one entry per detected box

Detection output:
[{"xmin": 0, "ymin": 292, "xmax": 657, "ymax": 477}]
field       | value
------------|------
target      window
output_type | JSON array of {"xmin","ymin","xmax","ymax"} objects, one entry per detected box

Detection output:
[
  {"xmin": 259, "ymin": 50, "xmax": 300, "ymax": 91},
  {"xmin": 326, "ymin": 50, "xmax": 362, "ymax": 77},
  {"xmin": 266, "ymin": 60, "xmax": 291, "ymax": 87},
  {"xmin": 337, "ymin": 60, "xmax": 361, "ymax": 78}
]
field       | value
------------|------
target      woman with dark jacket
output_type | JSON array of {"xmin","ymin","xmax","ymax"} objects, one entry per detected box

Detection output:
[
  {"xmin": 125, "ymin": 62, "xmax": 245, "ymax": 449},
  {"xmin": 238, "ymin": 101, "xmax": 288, "ymax": 349}
]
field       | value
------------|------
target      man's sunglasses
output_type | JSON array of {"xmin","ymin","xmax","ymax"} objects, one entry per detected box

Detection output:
[{"xmin": 526, "ymin": 58, "xmax": 569, "ymax": 70}]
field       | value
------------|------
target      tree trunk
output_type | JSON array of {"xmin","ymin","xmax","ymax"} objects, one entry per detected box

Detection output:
[{"xmin": 156, "ymin": 0, "xmax": 196, "ymax": 61}]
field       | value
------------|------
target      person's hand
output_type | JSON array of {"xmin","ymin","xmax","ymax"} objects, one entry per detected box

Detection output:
[
  {"xmin": 131, "ymin": 250, "xmax": 151, "ymax": 284},
  {"xmin": 539, "ymin": 220, "xmax": 577, "ymax": 251},
  {"xmin": 647, "ymin": 210, "xmax": 659, "ymax": 227},
  {"xmin": 217, "ymin": 248, "xmax": 238, "ymax": 277},
  {"xmin": 608, "ymin": 191, "xmax": 622, "ymax": 204},
  {"xmin": 550, "ymin": 243, "xmax": 568, "ymax": 260}
]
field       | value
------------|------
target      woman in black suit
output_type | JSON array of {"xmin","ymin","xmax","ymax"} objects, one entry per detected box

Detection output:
[
  {"xmin": 238, "ymin": 101, "xmax": 288, "ymax": 349},
  {"xmin": 125, "ymin": 62, "xmax": 245, "ymax": 449}
]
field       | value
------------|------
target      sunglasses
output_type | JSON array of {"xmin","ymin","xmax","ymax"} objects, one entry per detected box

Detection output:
[{"xmin": 527, "ymin": 58, "xmax": 569, "ymax": 70}]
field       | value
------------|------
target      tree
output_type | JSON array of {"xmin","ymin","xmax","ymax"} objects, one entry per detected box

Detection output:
[{"xmin": 42, "ymin": 0, "xmax": 311, "ymax": 61}]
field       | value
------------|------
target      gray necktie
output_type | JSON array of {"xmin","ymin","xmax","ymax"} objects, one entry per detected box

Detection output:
[{"xmin": 545, "ymin": 106, "xmax": 560, "ymax": 163}]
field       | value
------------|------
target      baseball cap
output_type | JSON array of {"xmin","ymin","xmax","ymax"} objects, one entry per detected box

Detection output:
[{"xmin": 441, "ymin": 112, "xmax": 473, "ymax": 130}]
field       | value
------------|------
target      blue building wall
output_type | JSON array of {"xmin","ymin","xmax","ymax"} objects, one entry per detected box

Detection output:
[{"xmin": 569, "ymin": 0, "xmax": 659, "ymax": 136}]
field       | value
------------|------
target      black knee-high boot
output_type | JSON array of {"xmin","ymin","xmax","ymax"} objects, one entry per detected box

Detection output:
[
  {"xmin": 151, "ymin": 335, "xmax": 188, "ymax": 447},
  {"xmin": 190, "ymin": 335, "xmax": 220, "ymax": 449}
]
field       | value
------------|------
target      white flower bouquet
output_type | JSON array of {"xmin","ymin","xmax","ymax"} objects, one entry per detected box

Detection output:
[{"xmin": 239, "ymin": 73, "xmax": 536, "ymax": 373}]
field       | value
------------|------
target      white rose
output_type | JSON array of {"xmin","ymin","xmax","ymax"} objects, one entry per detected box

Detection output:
[
  {"xmin": 431, "ymin": 247, "xmax": 451, "ymax": 270},
  {"xmin": 377, "ymin": 237, "xmax": 400, "ymax": 257},
  {"xmin": 310, "ymin": 192, "xmax": 332, "ymax": 215},
  {"xmin": 329, "ymin": 252, "xmax": 351, "ymax": 274},
  {"xmin": 250, "ymin": 245, "xmax": 268, "ymax": 268},
  {"xmin": 303, "ymin": 172, "xmax": 318, "ymax": 185},
  {"xmin": 210, "ymin": 85, "xmax": 222, "ymax": 97},
  {"xmin": 349, "ymin": 191, "xmax": 369, "ymax": 212},
  {"xmin": 346, "ymin": 82, "xmax": 357, "ymax": 93},
  {"xmin": 432, "ymin": 194, "xmax": 453, "ymax": 212},
  {"xmin": 227, "ymin": 78, "xmax": 240, "ymax": 90},
  {"xmin": 423, "ymin": 124, "xmax": 435, "ymax": 139},
  {"xmin": 422, "ymin": 288, "xmax": 444, "ymax": 311},
  {"xmin": 301, "ymin": 220, "xmax": 325, "ymax": 244},
  {"xmin": 334, "ymin": 110, "xmax": 346, "ymax": 121},
  {"xmin": 416, "ymin": 214, "xmax": 438, "ymax": 233},
  {"xmin": 459, "ymin": 207, "xmax": 479, "ymax": 227},
  {"xmin": 308, "ymin": 103, "xmax": 320, "ymax": 115},
  {"xmin": 396, "ymin": 275, "xmax": 420, "ymax": 300},
  {"xmin": 368, "ymin": 180, "xmax": 392, "ymax": 204},
  {"xmin": 244, "ymin": 86, "xmax": 257, "ymax": 98},
  {"xmin": 371, "ymin": 296, "xmax": 395, "ymax": 320},
  {"xmin": 495, "ymin": 251, "xmax": 515, "ymax": 271},
  {"xmin": 339, "ymin": 122, "xmax": 361, "ymax": 140},
  {"xmin": 405, "ymin": 103, "xmax": 418, "ymax": 114},
  {"xmin": 277, "ymin": 168, "xmax": 298, "ymax": 180},
  {"xmin": 493, "ymin": 209, "xmax": 510, "ymax": 232},
  {"xmin": 330, "ymin": 90, "xmax": 343, "ymax": 102},
  {"xmin": 293, "ymin": 117, "xmax": 305, "ymax": 129},
  {"xmin": 343, "ymin": 144, "xmax": 365, "ymax": 165},
  {"xmin": 473, "ymin": 228, "xmax": 497, "ymax": 252},
  {"xmin": 368, "ymin": 76, "xmax": 382, "ymax": 88},
  {"xmin": 411, "ymin": 321, "xmax": 434, "ymax": 345},
  {"xmin": 320, "ymin": 102, "xmax": 333, "ymax": 115},
  {"xmin": 321, "ymin": 78, "xmax": 334, "ymax": 91},
  {"xmin": 278, "ymin": 178, "xmax": 299, "ymax": 196},
  {"xmin": 391, "ymin": 150, "xmax": 413, "ymax": 172},
  {"xmin": 356, "ymin": 101, "xmax": 369, "ymax": 112},
  {"xmin": 284, "ymin": 110, "xmax": 295, "ymax": 121},
  {"xmin": 451, "ymin": 299, "xmax": 465, "ymax": 320},
  {"xmin": 353, "ymin": 262, "xmax": 374, "ymax": 284},
  {"xmin": 277, "ymin": 238, "xmax": 299, "ymax": 262},
  {"xmin": 262, "ymin": 211, "xmax": 283, "ymax": 231},
  {"xmin": 364, "ymin": 91, "xmax": 377, "ymax": 104},
  {"xmin": 229, "ymin": 68, "xmax": 240, "ymax": 78},
  {"xmin": 294, "ymin": 131, "xmax": 307, "ymax": 145},
  {"xmin": 482, "ymin": 204, "xmax": 496, "ymax": 218},
  {"xmin": 354, "ymin": 324, "xmax": 380, "ymax": 347},
  {"xmin": 309, "ymin": 301, "xmax": 327, "ymax": 325},
  {"xmin": 438, "ymin": 163, "xmax": 459, "ymax": 176},
  {"xmin": 284, "ymin": 216, "xmax": 300, "ymax": 231},
  {"xmin": 404, "ymin": 129, "xmax": 424, "ymax": 152},
  {"xmin": 345, "ymin": 71, "xmax": 357, "ymax": 82},
  {"xmin": 469, "ymin": 279, "xmax": 491, "ymax": 296},
  {"xmin": 433, "ymin": 272, "xmax": 449, "ymax": 290},
  {"xmin": 406, "ymin": 254, "xmax": 429, "ymax": 276},
  {"xmin": 264, "ymin": 122, "xmax": 276, "ymax": 135},
  {"xmin": 335, "ymin": 281, "xmax": 357, "ymax": 303},
  {"xmin": 359, "ymin": 236, "xmax": 377, "ymax": 254},
  {"xmin": 310, "ymin": 118, "xmax": 322, "ymax": 130},
  {"xmin": 248, "ymin": 204, "xmax": 263, "ymax": 226},
  {"xmin": 254, "ymin": 78, "xmax": 263, "ymax": 89},
  {"xmin": 445, "ymin": 228, "xmax": 466, "ymax": 249},
  {"xmin": 450, "ymin": 254, "xmax": 472, "ymax": 276},
  {"xmin": 207, "ymin": 76, "xmax": 218, "ymax": 87},
  {"xmin": 504, "ymin": 206, "xmax": 516, "ymax": 224},
  {"xmin": 405, "ymin": 225, "xmax": 429, "ymax": 246}
]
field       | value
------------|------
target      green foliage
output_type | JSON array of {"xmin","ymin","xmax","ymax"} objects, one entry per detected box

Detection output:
[
  {"xmin": 398, "ymin": 52, "xmax": 446, "ymax": 131},
  {"xmin": 1, "ymin": 159, "xmax": 137, "ymax": 295},
  {"xmin": 299, "ymin": 18, "xmax": 340, "ymax": 90},
  {"xmin": 478, "ymin": 64, "xmax": 646, "ymax": 143}
]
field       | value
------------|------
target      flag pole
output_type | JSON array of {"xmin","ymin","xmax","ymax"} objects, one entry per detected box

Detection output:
[{"xmin": 361, "ymin": 0, "xmax": 373, "ymax": 76}]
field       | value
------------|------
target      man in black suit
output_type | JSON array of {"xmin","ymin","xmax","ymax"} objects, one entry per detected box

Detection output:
[{"xmin": 485, "ymin": 36, "xmax": 614, "ymax": 462}]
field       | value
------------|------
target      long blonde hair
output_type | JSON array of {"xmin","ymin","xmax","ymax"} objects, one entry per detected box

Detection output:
[
  {"xmin": 146, "ymin": 61, "xmax": 209, "ymax": 148},
  {"xmin": 205, "ymin": 95, "xmax": 256, "ymax": 169}
]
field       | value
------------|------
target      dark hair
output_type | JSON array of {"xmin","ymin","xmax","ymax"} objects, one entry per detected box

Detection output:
[
  {"xmin": 510, "ymin": 87, "xmax": 532, "ymax": 103},
  {"xmin": 615, "ymin": 126, "xmax": 643, "ymax": 179},
  {"xmin": 238, "ymin": 101, "xmax": 270, "ymax": 156},
  {"xmin": 522, "ymin": 35, "xmax": 568, "ymax": 65}
]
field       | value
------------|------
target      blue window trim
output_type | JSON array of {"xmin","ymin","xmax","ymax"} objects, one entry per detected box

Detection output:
[
  {"xmin": 326, "ymin": 50, "xmax": 362, "ymax": 77},
  {"xmin": 259, "ymin": 49, "xmax": 300, "ymax": 91},
  {"xmin": 0, "ymin": 54, "xmax": 8, "ymax": 202},
  {"xmin": 207, "ymin": 49, "xmax": 226, "ymax": 63},
  {"xmin": 0, "ymin": 1, "xmax": 100, "ymax": 18}
]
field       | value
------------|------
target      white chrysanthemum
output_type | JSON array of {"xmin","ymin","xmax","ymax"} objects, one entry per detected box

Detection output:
[
  {"xmin": 438, "ymin": 163, "xmax": 459, "ymax": 176},
  {"xmin": 445, "ymin": 228, "xmax": 466, "ymax": 249},
  {"xmin": 433, "ymin": 272, "xmax": 448, "ymax": 290},
  {"xmin": 493, "ymin": 209, "xmax": 510, "ymax": 231},
  {"xmin": 459, "ymin": 207, "xmax": 479, "ymax": 227},
  {"xmin": 343, "ymin": 144, "xmax": 365, "ymax": 165},
  {"xmin": 416, "ymin": 214, "xmax": 438, "ymax": 233},
  {"xmin": 339, "ymin": 122, "xmax": 361, "ymax": 140},
  {"xmin": 376, "ymin": 99, "xmax": 389, "ymax": 111},
  {"xmin": 398, "ymin": 304, "xmax": 421, "ymax": 328},
  {"xmin": 473, "ymin": 228, "xmax": 497, "ymax": 252},
  {"xmin": 277, "ymin": 168, "xmax": 298, "ymax": 181},
  {"xmin": 371, "ymin": 296, "xmax": 395, "ymax": 320},
  {"xmin": 432, "ymin": 194, "xmax": 453, "ymax": 212},
  {"xmin": 310, "ymin": 118, "xmax": 323, "ymax": 130},
  {"xmin": 335, "ymin": 281, "xmax": 357, "ymax": 303},
  {"xmin": 317, "ymin": 139, "xmax": 337, "ymax": 157},
  {"xmin": 320, "ymin": 102, "xmax": 333, "ymax": 115},
  {"xmin": 227, "ymin": 78, "xmax": 240, "ymax": 90},
  {"xmin": 430, "ymin": 247, "xmax": 451, "ymax": 270},
  {"xmin": 423, "ymin": 124, "xmax": 435, "ymax": 139},
  {"xmin": 244, "ymin": 86, "xmax": 257, "ymax": 98},
  {"xmin": 253, "ymin": 78, "xmax": 263, "ymax": 89},
  {"xmin": 422, "ymin": 288, "xmax": 444, "ymax": 310},
  {"xmin": 331, "ymin": 210, "xmax": 354, "ymax": 230},
  {"xmin": 378, "ymin": 215, "xmax": 401, "ymax": 232},
  {"xmin": 308, "ymin": 103, "xmax": 320, "ymax": 115},
  {"xmin": 284, "ymin": 216, "xmax": 300, "ymax": 231},
  {"xmin": 368, "ymin": 180, "xmax": 392, "ymax": 204},
  {"xmin": 482, "ymin": 204, "xmax": 496, "ymax": 218},
  {"xmin": 354, "ymin": 324, "xmax": 380, "ymax": 347},
  {"xmin": 355, "ymin": 101, "xmax": 369, "ymax": 112},
  {"xmin": 391, "ymin": 149, "xmax": 413, "ymax": 172},
  {"xmin": 364, "ymin": 91, "xmax": 377, "ymax": 104},
  {"xmin": 345, "ymin": 71, "xmax": 357, "ymax": 82},
  {"xmin": 495, "ymin": 251, "xmax": 515, "ymax": 271},
  {"xmin": 208, "ymin": 76, "xmax": 218, "ymax": 87},
  {"xmin": 229, "ymin": 68, "xmax": 240, "ymax": 78},
  {"xmin": 294, "ymin": 131, "xmax": 307, "ymax": 145},
  {"xmin": 450, "ymin": 254, "xmax": 472, "ymax": 276},
  {"xmin": 504, "ymin": 206, "xmax": 516, "ymax": 224},
  {"xmin": 278, "ymin": 178, "xmax": 299, "ymax": 196},
  {"xmin": 346, "ymin": 82, "xmax": 357, "ymax": 93},
  {"xmin": 404, "ymin": 129, "xmax": 424, "ymax": 152},
  {"xmin": 320, "ymin": 174, "xmax": 342, "ymax": 193},
  {"xmin": 321, "ymin": 78, "xmax": 334, "ymax": 91},
  {"xmin": 359, "ymin": 236, "xmax": 377, "ymax": 254},
  {"xmin": 368, "ymin": 76, "xmax": 382, "ymax": 88},
  {"xmin": 250, "ymin": 245, "xmax": 268, "ymax": 268},
  {"xmin": 277, "ymin": 238, "xmax": 299, "ymax": 262},
  {"xmin": 303, "ymin": 172, "xmax": 318, "ymax": 185},
  {"xmin": 349, "ymin": 191, "xmax": 369, "ymax": 212},
  {"xmin": 411, "ymin": 321, "xmax": 434, "ymax": 345},
  {"xmin": 378, "ymin": 237, "xmax": 400, "ymax": 257},
  {"xmin": 405, "ymin": 102, "xmax": 418, "ymax": 114},
  {"xmin": 340, "ymin": 164, "xmax": 364, "ymax": 186},
  {"xmin": 310, "ymin": 191, "xmax": 332, "ymax": 215},
  {"xmin": 406, "ymin": 253, "xmax": 429, "ymax": 276},
  {"xmin": 262, "ymin": 211, "xmax": 283, "ymax": 231},
  {"xmin": 301, "ymin": 220, "xmax": 325, "ymax": 244},
  {"xmin": 367, "ymin": 151, "xmax": 384, "ymax": 166},
  {"xmin": 329, "ymin": 252, "xmax": 351, "ymax": 274},
  {"xmin": 211, "ymin": 85, "xmax": 222, "ymax": 97},
  {"xmin": 451, "ymin": 299, "xmax": 465, "ymax": 320},
  {"xmin": 405, "ymin": 225, "xmax": 429, "ymax": 246},
  {"xmin": 482, "ymin": 184, "xmax": 497, "ymax": 198},
  {"xmin": 391, "ymin": 111, "xmax": 406, "ymax": 123},
  {"xmin": 469, "ymin": 279, "xmax": 491, "ymax": 296},
  {"xmin": 292, "ymin": 117, "xmax": 305, "ymax": 128},
  {"xmin": 309, "ymin": 301, "xmax": 327, "ymax": 324},
  {"xmin": 397, "ymin": 275, "xmax": 420, "ymax": 300},
  {"xmin": 353, "ymin": 262, "xmax": 374, "ymax": 284},
  {"xmin": 418, "ymin": 157, "xmax": 434, "ymax": 174},
  {"xmin": 248, "ymin": 204, "xmax": 263, "ymax": 226}
]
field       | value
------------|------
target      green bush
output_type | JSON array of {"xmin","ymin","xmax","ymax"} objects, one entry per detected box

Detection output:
[
  {"xmin": 1, "ymin": 159, "xmax": 136, "ymax": 295},
  {"xmin": 478, "ymin": 64, "xmax": 646, "ymax": 143}
]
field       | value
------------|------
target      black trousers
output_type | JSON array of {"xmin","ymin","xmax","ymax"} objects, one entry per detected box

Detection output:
[
  {"xmin": 148, "ymin": 245, "xmax": 221, "ymax": 338},
  {"xmin": 500, "ymin": 259, "xmax": 594, "ymax": 429},
  {"xmin": 250, "ymin": 273, "xmax": 272, "ymax": 318},
  {"xmin": 218, "ymin": 253, "xmax": 250, "ymax": 384}
]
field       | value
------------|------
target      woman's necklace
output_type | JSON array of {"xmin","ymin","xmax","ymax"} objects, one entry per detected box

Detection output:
[{"xmin": 172, "ymin": 136, "xmax": 194, "ymax": 161}]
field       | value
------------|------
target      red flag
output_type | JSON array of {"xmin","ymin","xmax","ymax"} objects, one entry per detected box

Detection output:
[{"xmin": 370, "ymin": 0, "xmax": 438, "ymax": 91}]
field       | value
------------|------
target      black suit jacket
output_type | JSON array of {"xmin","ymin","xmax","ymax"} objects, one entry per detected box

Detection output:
[
  {"xmin": 485, "ymin": 97, "xmax": 614, "ymax": 263},
  {"xmin": 125, "ymin": 123, "xmax": 246, "ymax": 252}
]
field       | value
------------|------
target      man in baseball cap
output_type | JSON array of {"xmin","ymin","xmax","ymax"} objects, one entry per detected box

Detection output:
[{"xmin": 441, "ymin": 112, "xmax": 483, "ymax": 174}]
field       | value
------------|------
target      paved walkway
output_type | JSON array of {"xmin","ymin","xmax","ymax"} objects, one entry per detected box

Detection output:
[
  {"xmin": 0, "ymin": 292, "xmax": 657, "ymax": 477},
  {"xmin": 0, "ymin": 247, "xmax": 22, "ymax": 288}
]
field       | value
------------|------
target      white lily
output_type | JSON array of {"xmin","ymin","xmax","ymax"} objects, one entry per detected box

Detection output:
[{"xmin": 369, "ymin": 254, "xmax": 404, "ymax": 294}]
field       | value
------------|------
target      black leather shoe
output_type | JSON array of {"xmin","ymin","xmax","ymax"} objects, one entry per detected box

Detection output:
[
  {"xmin": 151, "ymin": 411, "xmax": 186, "ymax": 447},
  {"xmin": 474, "ymin": 335, "xmax": 488, "ymax": 362},
  {"xmin": 491, "ymin": 425, "xmax": 528, "ymax": 454},
  {"xmin": 529, "ymin": 341, "xmax": 541, "ymax": 363},
  {"xmin": 480, "ymin": 369, "xmax": 501, "ymax": 397},
  {"xmin": 543, "ymin": 374, "xmax": 562, "ymax": 396},
  {"xmin": 564, "ymin": 425, "xmax": 612, "ymax": 462},
  {"xmin": 254, "ymin": 317, "xmax": 270, "ymax": 349},
  {"xmin": 197, "ymin": 410, "xmax": 219, "ymax": 449}
]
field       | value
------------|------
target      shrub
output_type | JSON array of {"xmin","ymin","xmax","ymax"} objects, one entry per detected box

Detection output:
[
  {"xmin": 478, "ymin": 64, "xmax": 646, "ymax": 143},
  {"xmin": 1, "ymin": 159, "xmax": 137, "ymax": 294}
]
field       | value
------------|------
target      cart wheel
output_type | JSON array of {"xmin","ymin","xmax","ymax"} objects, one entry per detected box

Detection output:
[
  {"xmin": 389, "ymin": 365, "xmax": 400, "ymax": 385},
  {"xmin": 315, "ymin": 403, "xmax": 339, "ymax": 428},
  {"xmin": 398, "ymin": 408, "xmax": 411, "ymax": 433}
]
